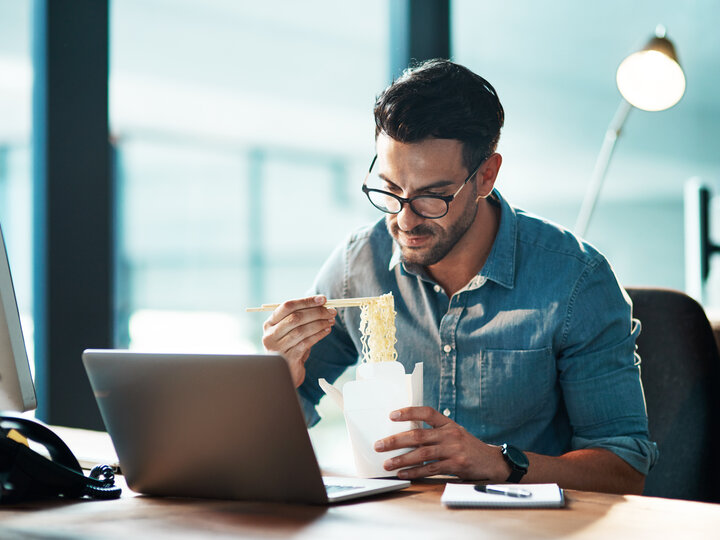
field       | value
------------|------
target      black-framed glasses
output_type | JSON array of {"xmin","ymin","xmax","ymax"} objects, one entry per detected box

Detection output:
[{"xmin": 361, "ymin": 155, "xmax": 484, "ymax": 219}]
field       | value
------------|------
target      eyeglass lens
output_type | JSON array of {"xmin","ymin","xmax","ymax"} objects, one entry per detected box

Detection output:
[{"xmin": 366, "ymin": 190, "xmax": 448, "ymax": 218}]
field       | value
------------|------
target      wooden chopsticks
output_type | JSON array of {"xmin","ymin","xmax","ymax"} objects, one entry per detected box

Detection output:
[{"xmin": 245, "ymin": 296, "xmax": 379, "ymax": 312}]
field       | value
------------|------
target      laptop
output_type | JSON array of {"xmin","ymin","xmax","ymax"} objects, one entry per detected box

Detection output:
[{"xmin": 81, "ymin": 350, "xmax": 410, "ymax": 504}]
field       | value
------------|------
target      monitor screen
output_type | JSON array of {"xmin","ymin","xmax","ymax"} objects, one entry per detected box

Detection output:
[{"xmin": 0, "ymin": 224, "xmax": 37, "ymax": 411}]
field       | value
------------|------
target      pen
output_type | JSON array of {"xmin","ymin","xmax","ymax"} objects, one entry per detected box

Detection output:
[{"xmin": 474, "ymin": 484, "xmax": 532, "ymax": 498}]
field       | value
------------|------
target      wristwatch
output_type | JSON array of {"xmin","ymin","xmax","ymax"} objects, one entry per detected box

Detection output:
[{"xmin": 501, "ymin": 443, "xmax": 529, "ymax": 483}]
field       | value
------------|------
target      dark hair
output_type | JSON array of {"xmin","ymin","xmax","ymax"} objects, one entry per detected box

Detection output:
[{"xmin": 374, "ymin": 59, "xmax": 504, "ymax": 170}]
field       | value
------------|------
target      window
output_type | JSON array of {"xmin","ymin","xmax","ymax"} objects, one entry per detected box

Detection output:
[
  {"xmin": 0, "ymin": 0, "xmax": 34, "ymax": 369},
  {"xmin": 111, "ymin": 0, "xmax": 389, "ymax": 467},
  {"xmin": 111, "ymin": 0, "xmax": 388, "ymax": 353}
]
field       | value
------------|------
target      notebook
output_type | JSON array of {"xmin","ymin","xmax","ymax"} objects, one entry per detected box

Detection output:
[
  {"xmin": 441, "ymin": 483, "xmax": 565, "ymax": 509},
  {"xmin": 81, "ymin": 350, "xmax": 409, "ymax": 504}
]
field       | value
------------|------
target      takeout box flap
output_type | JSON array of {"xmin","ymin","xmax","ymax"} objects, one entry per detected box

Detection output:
[
  {"xmin": 318, "ymin": 377, "xmax": 344, "ymax": 409},
  {"xmin": 318, "ymin": 361, "xmax": 423, "ymax": 410}
]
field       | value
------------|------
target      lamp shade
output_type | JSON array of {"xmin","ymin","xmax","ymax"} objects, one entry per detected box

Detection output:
[{"xmin": 616, "ymin": 29, "xmax": 685, "ymax": 112}]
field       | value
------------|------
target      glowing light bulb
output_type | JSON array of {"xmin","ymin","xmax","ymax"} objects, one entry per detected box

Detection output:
[{"xmin": 616, "ymin": 36, "xmax": 685, "ymax": 112}]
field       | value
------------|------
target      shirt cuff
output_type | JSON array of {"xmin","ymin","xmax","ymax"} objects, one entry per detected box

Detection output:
[
  {"xmin": 298, "ymin": 393, "xmax": 322, "ymax": 428},
  {"xmin": 572, "ymin": 435, "xmax": 659, "ymax": 476}
]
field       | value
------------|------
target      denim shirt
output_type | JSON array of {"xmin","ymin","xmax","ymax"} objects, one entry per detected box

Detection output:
[{"xmin": 299, "ymin": 189, "xmax": 658, "ymax": 475}]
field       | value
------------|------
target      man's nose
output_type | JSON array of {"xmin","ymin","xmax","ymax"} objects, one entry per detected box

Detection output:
[{"xmin": 396, "ymin": 203, "xmax": 424, "ymax": 232}]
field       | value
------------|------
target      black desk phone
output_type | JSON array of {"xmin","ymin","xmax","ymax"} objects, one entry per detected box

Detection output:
[{"xmin": 0, "ymin": 413, "xmax": 121, "ymax": 503}]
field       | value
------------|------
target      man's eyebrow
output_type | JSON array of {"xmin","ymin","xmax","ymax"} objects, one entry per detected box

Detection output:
[{"xmin": 378, "ymin": 173, "xmax": 456, "ymax": 191}]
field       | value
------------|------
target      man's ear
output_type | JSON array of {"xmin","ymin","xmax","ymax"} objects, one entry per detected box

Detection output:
[{"xmin": 476, "ymin": 153, "xmax": 502, "ymax": 198}]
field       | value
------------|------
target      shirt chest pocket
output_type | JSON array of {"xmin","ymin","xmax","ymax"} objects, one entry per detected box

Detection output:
[{"xmin": 477, "ymin": 347, "xmax": 555, "ymax": 427}]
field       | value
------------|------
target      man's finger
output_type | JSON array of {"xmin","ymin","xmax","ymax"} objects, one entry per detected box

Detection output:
[
  {"xmin": 381, "ymin": 443, "xmax": 443, "ymax": 471},
  {"xmin": 395, "ymin": 461, "xmax": 446, "ymax": 480},
  {"xmin": 389, "ymin": 406, "xmax": 454, "ymax": 428},
  {"xmin": 263, "ymin": 299, "xmax": 336, "ymax": 347},
  {"xmin": 374, "ymin": 427, "xmax": 438, "ymax": 452},
  {"xmin": 265, "ymin": 295, "xmax": 328, "ymax": 326},
  {"xmin": 281, "ymin": 326, "xmax": 334, "ymax": 362}
]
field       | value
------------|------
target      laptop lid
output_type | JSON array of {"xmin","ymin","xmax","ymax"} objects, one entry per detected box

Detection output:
[
  {"xmin": 82, "ymin": 350, "xmax": 409, "ymax": 504},
  {"xmin": 82, "ymin": 350, "xmax": 332, "ymax": 504}
]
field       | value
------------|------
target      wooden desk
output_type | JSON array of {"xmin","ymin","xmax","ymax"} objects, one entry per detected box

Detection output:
[
  {"xmin": 2, "ymin": 478, "xmax": 720, "ymax": 539},
  {"xmin": 2, "ymin": 429, "xmax": 719, "ymax": 538}
]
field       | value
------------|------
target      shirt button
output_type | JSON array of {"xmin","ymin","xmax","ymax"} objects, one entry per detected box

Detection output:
[
  {"xmin": 443, "ymin": 344, "xmax": 452, "ymax": 353},
  {"xmin": 433, "ymin": 285, "xmax": 442, "ymax": 293},
  {"xmin": 443, "ymin": 408, "xmax": 451, "ymax": 417}
]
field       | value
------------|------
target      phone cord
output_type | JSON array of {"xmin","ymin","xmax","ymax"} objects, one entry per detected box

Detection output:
[{"xmin": 82, "ymin": 464, "xmax": 122, "ymax": 500}]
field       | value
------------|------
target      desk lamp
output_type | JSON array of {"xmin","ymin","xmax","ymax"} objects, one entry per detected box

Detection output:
[{"xmin": 574, "ymin": 25, "xmax": 685, "ymax": 237}]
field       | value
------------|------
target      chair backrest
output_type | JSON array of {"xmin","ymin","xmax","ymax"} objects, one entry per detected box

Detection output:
[{"xmin": 625, "ymin": 287, "xmax": 720, "ymax": 502}]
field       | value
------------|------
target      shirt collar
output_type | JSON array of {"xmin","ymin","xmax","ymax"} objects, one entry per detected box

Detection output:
[
  {"xmin": 387, "ymin": 188, "xmax": 517, "ymax": 289},
  {"xmin": 389, "ymin": 241, "xmax": 403, "ymax": 271},
  {"xmin": 389, "ymin": 243, "xmax": 435, "ymax": 282},
  {"xmin": 479, "ymin": 188, "xmax": 516, "ymax": 289}
]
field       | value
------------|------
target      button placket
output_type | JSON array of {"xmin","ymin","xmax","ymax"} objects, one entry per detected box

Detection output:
[{"xmin": 438, "ymin": 299, "xmax": 460, "ymax": 422}]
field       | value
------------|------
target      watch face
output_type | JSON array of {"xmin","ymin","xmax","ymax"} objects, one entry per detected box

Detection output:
[{"xmin": 505, "ymin": 445, "xmax": 529, "ymax": 469}]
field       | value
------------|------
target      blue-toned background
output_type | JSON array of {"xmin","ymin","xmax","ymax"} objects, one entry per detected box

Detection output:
[{"xmin": 1, "ymin": 1, "xmax": 719, "ymax": 454}]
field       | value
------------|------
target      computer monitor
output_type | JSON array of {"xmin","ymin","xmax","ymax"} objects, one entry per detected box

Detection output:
[{"xmin": 0, "ymin": 223, "xmax": 37, "ymax": 411}]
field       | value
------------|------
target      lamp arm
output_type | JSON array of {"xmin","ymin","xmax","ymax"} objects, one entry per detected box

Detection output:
[{"xmin": 574, "ymin": 98, "xmax": 633, "ymax": 237}]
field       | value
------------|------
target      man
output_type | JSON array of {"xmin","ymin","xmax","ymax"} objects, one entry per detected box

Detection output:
[{"xmin": 262, "ymin": 59, "xmax": 657, "ymax": 494}]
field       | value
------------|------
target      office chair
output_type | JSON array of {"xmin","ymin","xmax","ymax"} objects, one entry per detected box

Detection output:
[{"xmin": 625, "ymin": 287, "xmax": 720, "ymax": 503}]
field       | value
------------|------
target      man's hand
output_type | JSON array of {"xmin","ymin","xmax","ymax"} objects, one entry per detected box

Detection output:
[
  {"xmin": 261, "ymin": 295, "xmax": 337, "ymax": 387},
  {"xmin": 374, "ymin": 407, "xmax": 647, "ymax": 494},
  {"xmin": 373, "ymin": 406, "xmax": 510, "ymax": 481}
]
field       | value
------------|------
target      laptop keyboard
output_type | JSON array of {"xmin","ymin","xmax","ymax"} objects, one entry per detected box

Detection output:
[{"xmin": 325, "ymin": 484, "xmax": 363, "ymax": 494}]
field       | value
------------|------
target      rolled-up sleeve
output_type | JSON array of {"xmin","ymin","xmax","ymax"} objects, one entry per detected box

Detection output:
[{"xmin": 558, "ymin": 256, "xmax": 659, "ymax": 475}]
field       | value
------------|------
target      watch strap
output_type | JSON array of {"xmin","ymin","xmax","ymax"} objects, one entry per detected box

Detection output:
[
  {"xmin": 506, "ymin": 466, "xmax": 526, "ymax": 483},
  {"xmin": 501, "ymin": 443, "xmax": 528, "ymax": 483}
]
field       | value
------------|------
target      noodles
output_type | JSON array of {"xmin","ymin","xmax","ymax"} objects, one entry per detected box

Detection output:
[{"xmin": 358, "ymin": 293, "xmax": 398, "ymax": 363}]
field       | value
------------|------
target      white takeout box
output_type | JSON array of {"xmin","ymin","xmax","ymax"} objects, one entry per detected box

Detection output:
[{"xmin": 319, "ymin": 361, "xmax": 423, "ymax": 478}]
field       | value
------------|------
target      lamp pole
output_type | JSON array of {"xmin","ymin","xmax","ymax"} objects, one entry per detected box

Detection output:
[
  {"xmin": 574, "ymin": 26, "xmax": 684, "ymax": 238},
  {"xmin": 574, "ymin": 98, "xmax": 633, "ymax": 237}
]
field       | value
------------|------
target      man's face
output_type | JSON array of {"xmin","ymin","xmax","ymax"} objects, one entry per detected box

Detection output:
[{"xmin": 373, "ymin": 134, "xmax": 479, "ymax": 267}]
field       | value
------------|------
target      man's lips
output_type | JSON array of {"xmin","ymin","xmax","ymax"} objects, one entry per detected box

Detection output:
[{"xmin": 400, "ymin": 233, "xmax": 431, "ymax": 247}]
